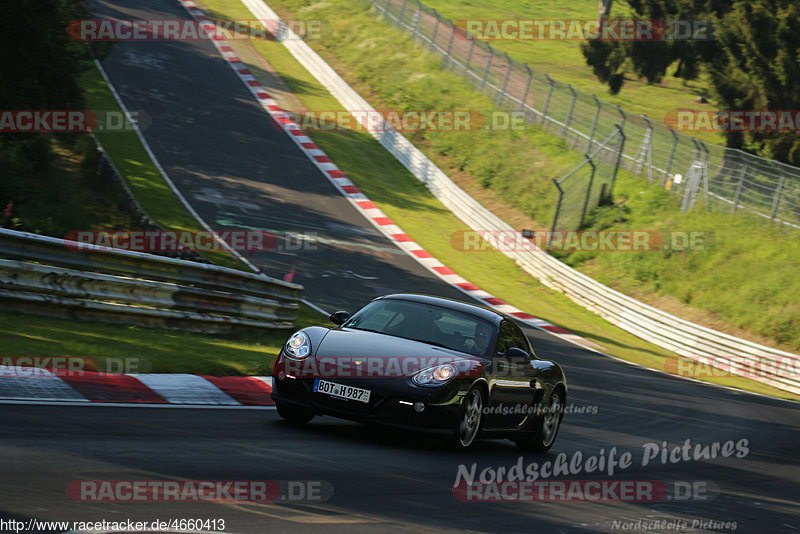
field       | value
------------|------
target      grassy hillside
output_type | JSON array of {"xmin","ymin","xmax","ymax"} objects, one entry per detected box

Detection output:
[
  {"xmin": 194, "ymin": 0, "xmax": 799, "ymax": 400},
  {"xmin": 217, "ymin": 0, "xmax": 800, "ymax": 352}
]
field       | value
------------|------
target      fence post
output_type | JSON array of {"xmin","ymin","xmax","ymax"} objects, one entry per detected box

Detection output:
[
  {"xmin": 588, "ymin": 95, "xmax": 601, "ymax": 153},
  {"xmin": 541, "ymin": 74, "xmax": 555, "ymax": 125},
  {"xmin": 771, "ymin": 170, "xmax": 787, "ymax": 222},
  {"xmin": 480, "ymin": 46, "xmax": 494, "ymax": 89},
  {"xmin": 562, "ymin": 84, "xmax": 577, "ymax": 136},
  {"xmin": 609, "ymin": 124, "xmax": 625, "ymax": 196},
  {"xmin": 443, "ymin": 20, "xmax": 456, "ymax": 68},
  {"xmin": 580, "ymin": 156, "xmax": 597, "ymax": 228},
  {"xmin": 429, "ymin": 10, "xmax": 440, "ymax": 51},
  {"xmin": 663, "ymin": 127, "xmax": 678, "ymax": 185},
  {"xmin": 616, "ymin": 105, "xmax": 626, "ymax": 130},
  {"xmin": 465, "ymin": 32, "xmax": 475, "ymax": 71},
  {"xmin": 634, "ymin": 115, "xmax": 654, "ymax": 182},
  {"xmin": 498, "ymin": 53, "xmax": 513, "ymax": 106},
  {"xmin": 548, "ymin": 179, "xmax": 564, "ymax": 251},
  {"xmin": 731, "ymin": 162, "xmax": 747, "ymax": 213},
  {"xmin": 412, "ymin": 1, "xmax": 421, "ymax": 39},
  {"xmin": 700, "ymin": 140, "xmax": 710, "ymax": 211},
  {"xmin": 681, "ymin": 139, "xmax": 704, "ymax": 212},
  {"xmin": 398, "ymin": 0, "xmax": 408, "ymax": 26},
  {"xmin": 519, "ymin": 64, "xmax": 533, "ymax": 114}
]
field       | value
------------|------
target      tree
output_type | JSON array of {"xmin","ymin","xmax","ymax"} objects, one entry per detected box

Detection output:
[
  {"xmin": 0, "ymin": 0, "xmax": 92, "ymax": 228},
  {"xmin": 580, "ymin": 0, "xmax": 800, "ymax": 165},
  {"xmin": 707, "ymin": 1, "xmax": 800, "ymax": 163},
  {"xmin": 0, "ymin": 0, "xmax": 91, "ymax": 115}
]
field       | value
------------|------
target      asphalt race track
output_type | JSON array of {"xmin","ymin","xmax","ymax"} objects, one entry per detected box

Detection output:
[
  {"xmin": 1, "ymin": 1, "xmax": 798, "ymax": 532},
  {"xmin": 89, "ymin": 0, "xmax": 469, "ymax": 314}
]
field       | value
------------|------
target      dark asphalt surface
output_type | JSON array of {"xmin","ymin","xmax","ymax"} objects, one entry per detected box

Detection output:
[
  {"xmin": 2, "ymin": 0, "xmax": 798, "ymax": 532},
  {"xmin": 88, "ymin": 0, "xmax": 467, "ymax": 314}
]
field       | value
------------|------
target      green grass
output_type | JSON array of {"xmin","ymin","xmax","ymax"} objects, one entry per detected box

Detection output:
[
  {"xmin": 0, "ymin": 136, "xmax": 136, "ymax": 236},
  {"xmin": 418, "ymin": 0, "xmax": 725, "ymax": 146},
  {"xmin": 80, "ymin": 62, "xmax": 243, "ymax": 270},
  {"xmin": 0, "ymin": 307, "xmax": 319, "ymax": 376},
  {"xmin": 570, "ymin": 174, "xmax": 800, "ymax": 349},
  {"xmin": 205, "ymin": 0, "xmax": 800, "ymax": 352},
  {"xmin": 2, "ymin": 53, "xmax": 316, "ymax": 378},
  {"xmin": 195, "ymin": 0, "xmax": 799, "ymax": 401}
]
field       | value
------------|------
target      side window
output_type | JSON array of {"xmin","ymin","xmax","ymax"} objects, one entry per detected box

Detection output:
[{"xmin": 495, "ymin": 321, "xmax": 532, "ymax": 356}]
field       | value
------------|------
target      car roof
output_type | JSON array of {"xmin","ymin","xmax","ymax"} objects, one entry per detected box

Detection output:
[{"xmin": 376, "ymin": 293, "xmax": 506, "ymax": 325}]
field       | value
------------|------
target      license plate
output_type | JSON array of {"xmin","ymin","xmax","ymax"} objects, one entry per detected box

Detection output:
[{"xmin": 313, "ymin": 379, "xmax": 371, "ymax": 403}]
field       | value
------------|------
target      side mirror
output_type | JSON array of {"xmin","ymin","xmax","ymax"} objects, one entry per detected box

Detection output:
[
  {"xmin": 501, "ymin": 347, "xmax": 530, "ymax": 362},
  {"xmin": 329, "ymin": 310, "xmax": 351, "ymax": 326}
]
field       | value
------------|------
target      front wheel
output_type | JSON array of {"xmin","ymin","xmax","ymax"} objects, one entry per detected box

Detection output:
[
  {"xmin": 515, "ymin": 388, "xmax": 564, "ymax": 452},
  {"xmin": 275, "ymin": 401, "xmax": 315, "ymax": 425},
  {"xmin": 449, "ymin": 387, "xmax": 484, "ymax": 450}
]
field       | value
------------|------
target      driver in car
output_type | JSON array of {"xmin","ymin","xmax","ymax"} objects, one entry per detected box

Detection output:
[{"xmin": 462, "ymin": 323, "xmax": 492, "ymax": 355}]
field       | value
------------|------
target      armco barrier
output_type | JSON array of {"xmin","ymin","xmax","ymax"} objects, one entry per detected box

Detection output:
[
  {"xmin": 240, "ymin": 0, "xmax": 800, "ymax": 395},
  {"xmin": 0, "ymin": 228, "xmax": 301, "ymax": 332}
]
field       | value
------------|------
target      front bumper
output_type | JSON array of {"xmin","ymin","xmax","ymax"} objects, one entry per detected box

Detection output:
[{"xmin": 271, "ymin": 374, "xmax": 466, "ymax": 432}]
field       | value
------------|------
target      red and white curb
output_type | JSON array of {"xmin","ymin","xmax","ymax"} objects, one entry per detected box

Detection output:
[
  {"xmin": 175, "ymin": 1, "xmax": 601, "ymax": 353},
  {"xmin": 0, "ymin": 365, "xmax": 274, "ymax": 405}
]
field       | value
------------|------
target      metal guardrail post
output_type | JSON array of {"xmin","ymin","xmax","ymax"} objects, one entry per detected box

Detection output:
[{"xmin": 562, "ymin": 84, "xmax": 577, "ymax": 136}]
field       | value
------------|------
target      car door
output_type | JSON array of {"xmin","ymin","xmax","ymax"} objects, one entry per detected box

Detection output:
[{"xmin": 484, "ymin": 320, "xmax": 539, "ymax": 430}]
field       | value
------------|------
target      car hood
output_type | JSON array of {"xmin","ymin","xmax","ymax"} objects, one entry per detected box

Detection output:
[{"xmin": 312, "ymin": 328, "xmax": 479, "ymax": 376}]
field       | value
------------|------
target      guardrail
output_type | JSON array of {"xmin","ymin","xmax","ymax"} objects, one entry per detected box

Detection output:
[
  {"xmin": 245, "ymin": 0, "xmax": 800, "ymax": 396},
  {"xmin": 0, "ymin": 228, "xmax": 302, "ymax": 332}
]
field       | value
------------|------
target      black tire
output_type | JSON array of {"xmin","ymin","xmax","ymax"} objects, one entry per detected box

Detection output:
[
  {"xmin": 515, "ymin": 388, "xmax": 564, "ymax": 452},
  {"xmin": 449, "ymin": 386, "xmax": 484, "ymax": 450},
  {"xmin": 276, "ymin": 401, "xmax": 315, "ymax": 425}
]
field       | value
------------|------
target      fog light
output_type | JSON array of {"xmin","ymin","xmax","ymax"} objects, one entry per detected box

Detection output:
[{"xmin": 413, "ymin": 402, "xmax": 425, "ymax": 412}]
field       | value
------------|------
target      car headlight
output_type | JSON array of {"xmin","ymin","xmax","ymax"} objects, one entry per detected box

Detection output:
[
  {"xmin": 412, "ymin": 363, "xmax": 458, "ymax": 387},
  {"xmin": 285, "ymin": 331, "xmax": 311, "ymax": 359}
]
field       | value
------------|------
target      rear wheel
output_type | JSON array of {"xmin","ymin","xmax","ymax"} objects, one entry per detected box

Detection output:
[
  {"xmin": 276, "ymin": 402, "xmax": 315, "ymax": 425},
  {"xmin": 449, "ymin": 387, "xmax": 484, "ymax": 450},
  {"xmin": 515, "ymin": 388, "xmax": 564, "ymax": 452}
]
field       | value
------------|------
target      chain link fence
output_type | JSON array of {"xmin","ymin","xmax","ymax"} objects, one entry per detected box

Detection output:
[
  {"xmin": 371, "ymin": 0, "xmax": 800, "ymax": 229},
  {"xmin": 549, "ymin": 127, "xmax": 625, "ymax": 248}
]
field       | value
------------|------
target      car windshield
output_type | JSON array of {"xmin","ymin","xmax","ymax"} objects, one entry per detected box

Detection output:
[{"xmin": 343, "ymin": 299, "xmax": 495, "ymax": 357}]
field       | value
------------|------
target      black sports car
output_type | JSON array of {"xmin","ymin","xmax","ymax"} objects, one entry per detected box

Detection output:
[{"xmin": 271, "ymin": 293, "xmax": 567, "ymax": 450}]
